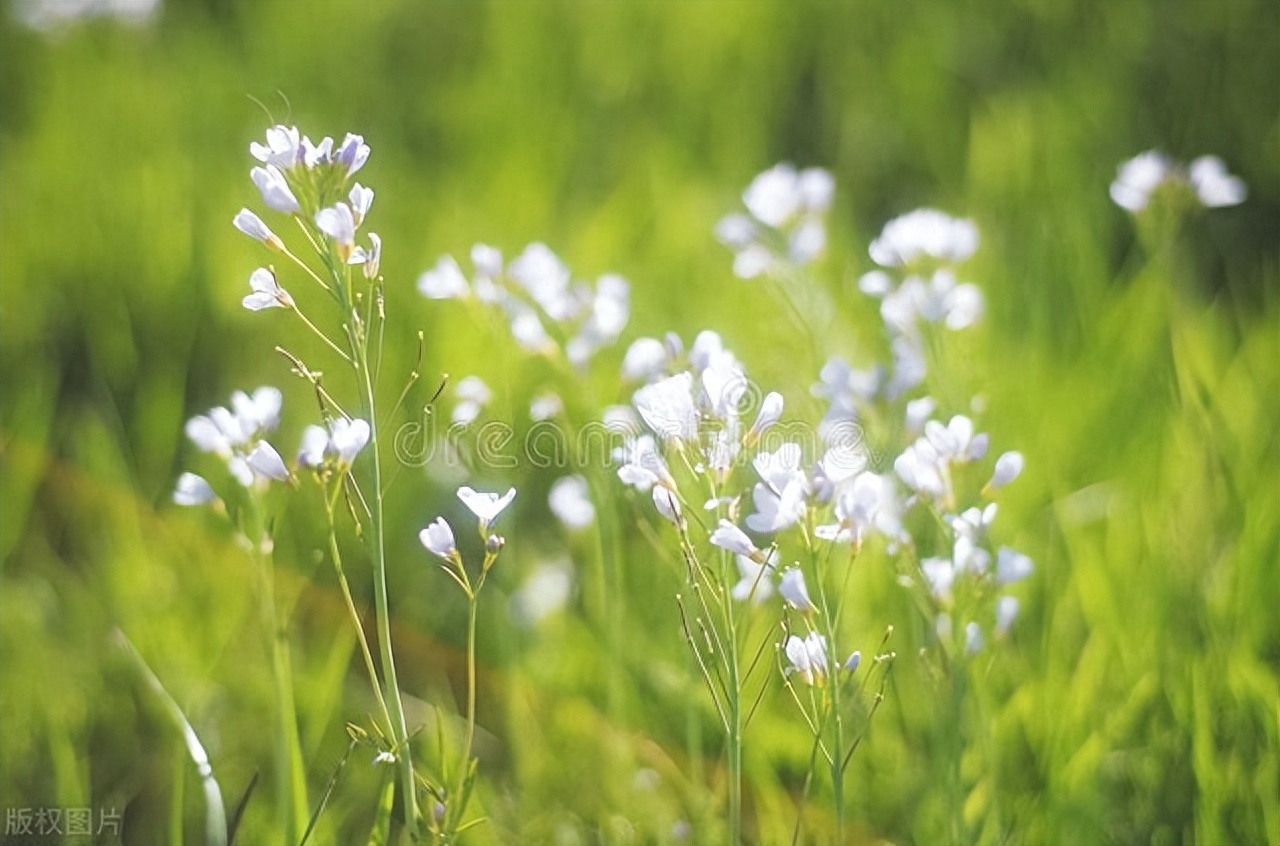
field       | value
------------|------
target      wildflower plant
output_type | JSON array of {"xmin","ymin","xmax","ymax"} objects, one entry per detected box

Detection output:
[{"xmin": 176, "ymin": 123, "xmax": 517, "ymax": 843}]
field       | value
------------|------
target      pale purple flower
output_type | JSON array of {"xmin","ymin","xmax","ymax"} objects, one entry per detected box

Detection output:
[
  {"xmin": 921, "ymin": 557, "xmax": 955, "ymax": 602},
  {"xmin": 621, "ymin": 337, "xmax": 670, "ymax": 382},
  {"xmin": 348, "ymin": 183, "xmax": 374, "ymax": 226},
  {"xmin": 316, "ymin": 203, "xmax": 357, "ymax": 255},
  {"xmin": 335, "ymin": 133, "xmax": 370, "ymax": 176},
  {"xmin": 246, "ymin": 441, "xmax": 290, "ymax": 482},
  {"xmin": 996, "ymin": 546, "xmax": 1034, "ymax": 585},
  {"xmin": 995, "ymin": 595, "xmax": 1020, "ymax": 637},
  {"xmin": 709, "ymin": 519, "xmax": 759, "ymax": 560},
  {"xmin": 746, "ymin": 391, "xmax": 784, "ymax": 444},
  {"xmin": 652, "ymin": 486, "xmax": 683, "ymax": 525},
  {"xmin": 965, "ymin": 621, "xmax": 985, "ymax": 654}
]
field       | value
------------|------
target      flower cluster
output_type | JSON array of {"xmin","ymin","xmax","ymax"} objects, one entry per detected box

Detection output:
[
  {"xmin": 1110, "ymin": 150, "xmax": 1246, "ymax": 213},
  {"xmin": 419, "ymin": 242, "xmax": 630, "ymax": 368},
  {"xmin": 234, "ymin": 124, "xmax": 381, "ymax": 298},
  {"xmin": 179, "ymin": 386, "xmax": 290, "ymax": 497},
  {"xmin": 716, "ymin": 163, "xmax": 835, "ymax": 279}
]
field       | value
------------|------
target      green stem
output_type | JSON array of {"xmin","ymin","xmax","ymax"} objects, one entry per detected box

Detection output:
[
  {"xmin": 347, "ymin": 288, "xmax": 419, "ymax": 839},
  {"xmin": 254, "ymin": 540, "xmax": 308, "ymax": 843}
]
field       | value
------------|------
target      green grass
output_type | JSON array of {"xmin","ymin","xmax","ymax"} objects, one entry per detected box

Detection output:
[{"xmin": 1, "ymin": 1, "xmax": 1276, "ymax": 843}]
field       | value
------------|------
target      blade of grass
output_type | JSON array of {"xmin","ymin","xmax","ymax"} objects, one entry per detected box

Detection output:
[{"xmin": 115, "ymin": 628, "xmax": 228, "ymax": 846}]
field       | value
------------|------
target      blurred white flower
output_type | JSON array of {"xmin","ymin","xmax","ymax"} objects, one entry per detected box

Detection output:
[
  {"xmin": 965, "ymin": 621, "xmax": 985, "ymax": 654},
  {"xmin": 419, "ymin": 517, "xmax": 457, "ymax": 560},
  {"xmin": 634, "ymin": 372, "xmax": 699, "ymax": 443},
  {"xmin": 652, "ymin": 486, "xmax": 683, "ymax": 524},
  {"xmin": 905, "ymin": 397, "xmax": 937, "ymax": 433},
  {"xmin": 418, "ymin": 255, "xmax": 470, "ymax": 300},
  {"xmin": 709, "ymin": 519, "xmax": 760, "ymax": 560},
  {"xmin": 778, "ymin": 567, "xmax": 815, "ymax": 612},
  {"xmin": 718, "ymin": 164, "xmax": 834, "ymax": 278},
  {"xmin": 316, "ymin": 203, "xmax": 357, "ymax": 257},
  {"xmin": 1109, "ymin": 150, "xmax": 1172, "ymax": 212},
  {"xmin": 246, "ymin": 441, "xmax": 290, "ymax": 482},
  {"xmin": 14, "ymin": 0, "xmax": 160, "ymax": 30},
  {"xmin": 452, "ymin": 376, "xmax": 492, "ymax": 426},
  {"xmin": 988, "ymin": 451, "xmax": 1025, "ymax": 490},
  {"xmin": 921, "ymin": 556, "xmax": 955, "ymax": 602},
  {"xmin": 529, "ymin": 392, "xmax": 563, "ymax": 422},
  {"xmin": 617, "ymin": 434, "xmax": 673, "ymax": 492},
  {"xmin": 242, "ymin": 267, "xmax": 293, "ymax": 312},
  {"xmin": 731, "ymin": 548, "xmax": 778, "ymax": 603},
  {"xmin": 549, "ymin": 475, "xmax": 595, "ymax": 530},
  {"xmin": 1188, "ymin": 155, "xmax": 1246, "ymax": 207},
  {"xmin": 996, "ymin": 546, "xmax": 1034, "ymax": 585},
  {"xmin": 745, "ymin": 391, "xmax": 784, "ymax": 445},
  {"xmin": 996, "ymin": 595, "xmax": 1020, "ymax": 637},
  {"xmin": 745, "ymin": 443, "xmax": 809, "ymax": 533},
  {"xmin": 458, "ymin": 486, "xmax": 517, "ymax": 528},
  {"xmin": 173, "ymin": 472, "xmax": 216, "ymax": 507},
  {"xmin": 869, "ymin": 209, "xmax": 978, "ymax": 268},
  {"xmin": 511, "ymin": 563, "xmax": 573, "ymax": 625},
  {"xmin": 621, "ymin": 337, "xmax": 670, "ymax": 382}
]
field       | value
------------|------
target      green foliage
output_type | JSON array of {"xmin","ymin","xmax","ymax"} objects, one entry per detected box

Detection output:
[{"xmin": 1, "ymin": 1, "xmax": 1276, "ymax": 843}]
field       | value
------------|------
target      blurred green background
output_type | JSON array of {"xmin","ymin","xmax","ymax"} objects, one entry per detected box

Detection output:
[{"xmin": 1, "ymin": 1, "xmax": 1277, "ymax": 843}]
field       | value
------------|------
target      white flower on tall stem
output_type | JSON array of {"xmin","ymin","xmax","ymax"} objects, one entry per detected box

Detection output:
[
  {"xmin": 457, "ymin": 486, "xmax": 517, "ymax": 532},
  {"xmin": 745, "ymin": 443, "xmax": 809, "ymax": 533},
  {"xmin": 784, "ymin": 631, "xmax": 828, "ymax": 685},
  {"xmin": 242, "ymin": 267, "xmax": 294, "ymax": 311},
  {"xmin": 816, "ymin": 471, "xmax": 902, "ymax": 546},
  {"xmin": 419, "ymin": 517, "xmax": 458, "ymax": 561}
]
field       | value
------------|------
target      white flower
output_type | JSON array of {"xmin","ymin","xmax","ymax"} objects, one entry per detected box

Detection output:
[
  {"xmin": 904, "ymin": 397, "xmax": 937, "ymax": 433},
  {"xmin": 419, "ymin": 517, "xmax": 457, "ymax": 560},
  {"xmin": 885, "ymin": 335, "xmax": 927, "ymax": 401},
  {"xmin": 511, "ymin": 563, "xmax": 572, "ymax": 625},
  {"xmin": 925, "ymin": 415, "xmax": 987, "ymax": 462},
  {"xmin": 700, "ymin": 351, "xmax": 747, "ymax": 420},
  {"xmin": 732, "ymin": 548, "xmax": 777, "ymax": 603},
  {"xmin": 652, "ymin": 487, "xmax": 683, "ymax": 524},
  {"xmin": 301, "ymin": 135, "xmax": 334, "ymax": 167},
  {"xmin": 316, "ymin": 204, "xmax": 357, "ymax": 255},
  {"xmin": 245, "ymin": 441, "xmax": 290, "ymax": 482},
  {"xmin": 1109, "ymin": 150, "xmax": 1172, "ymax": 212},
  {"xmin": 329, "ymin": 418, "xmax": 371, "ymax": 466},
  {"xmin": 348, "ymin": 183, "xmax": 374, "ymax": 226},
  {"xmin": 250, "ymin": 165, "xmax": 300, "ymax": 214},
  {"xmin": 529, "ymin": 392, "xmax": 563, "ymax": 422},
  {"xmin": 784, "ymin": 631, "xmax": 828, "ymax": 684},
  {"xmin": 744, "ymin": 163, "xmax": 803, "ymax": 227},
  {"xmin": 509, "ymin": 242, "xmax": 574, "ymax": 320},
  {"xmin": 457, "ymin": 486, "xmax": 517, "ymax": 528},
  {"xmin": 373, "ymin": 751, "xmax": 397, "ymax": 766},
  {"xmin": 965, "ymin": 621, "xmax": 985, "ymax": 654},
  {"xmin": 231, "ymin": 387, "xmax": 283, "ymax": 435},
  {"xmin": 452, "ymin": 376, "xmax": 491, "ymax": 426},
  {"xmin": 617, "ymin": 434, "xmax": 672, "ymax": 492},
  {"xmin": 297, "ymin": 425, "xmax": 329, "ymax": 468},
  {"xmin": 359, "ymin": 233, "xmax": 382, "ymax": 280},
  {"xmin": 418, "ymin": 255, "xmax": 470, "ymax": 300},
  {"xmin": 746, "ymin": 391, "xmax": 784, "ymax": 443},
  {"xmin": 996, "ymin": 595, "xmax": 1019, "ymax": 637},
  {"xmin": 250, "ymin": 125, "xmax": 302, "ymax": 169},
  {"xmin": 816, "ymin": 471, "xmax": 902, "ymax": 545},
  {"xmin": 988, "ymin": 451, "xmax": 1024, "ymax": 490},
  {"xmin": 621, "ymin": 337, "xmax": 670, "ymax": 382},
  {"xmin": 1188, "ymin": 155, "xmax": 1246, "ymax": 207},
  {"xmin": 633, "ymin": 372, "xmax": 699, "ymax": 443},
  {"xmin": 895, "ymin": 439, "xmax": 948, "ymax": 501},
  {"xmin": 549, "ymin": 475, "xmax": 595, "ymax": 530},
  {"xmin": 242, "ymin": 267, "xmax": 293, "ymax": 312},
  {"xmin": 569, "ymin": 274, "xmax": 630, "ymax": 365},
  {"xmin": 869, "ymin": 209, "xmax": 979, "ymax": 267},
  {"xmin": 688, "ymin": 330, "xmax": 724, "ymax": 372},
  {"xmin": 921, "ymin": 557, "xmax": 955, "ymax": 602},
  {"xmin": 744, "ymin": 477, "xmax": 808, "ymax": 534},
  {"xmin": 844, "ymin": 651, "xmax": 862, "ymax": 673},
  {"xmin": 996, "ymin": 546, "xmax": 1034, "ymax": 585},
  {"xmin": 173, "ymin": 472, "xmax": 216, "ymax": 506},
  {"xmin": 233, "ymin": 209, "xmax": 282, "ymax": 250},
  {"xmin": 778, "ymin": 567, "xmax": 815, "ymax": 611},
  {"xmin": 709, "ymin": 519, "xmax": 760, "ymax": 559},
  {"xmin": 335, "ymin": 133, "xmax": 370, "ymax": 176}
]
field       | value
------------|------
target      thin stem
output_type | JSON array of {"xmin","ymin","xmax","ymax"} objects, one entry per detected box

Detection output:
[{"xmin": 290, "ymin": 304, "xmax": 352, "ymax": 363}]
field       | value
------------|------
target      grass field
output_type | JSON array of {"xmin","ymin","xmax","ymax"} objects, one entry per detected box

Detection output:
[{"xmin": 1, "ymin": 1, "xmax": 1276, "ymax": 844}]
